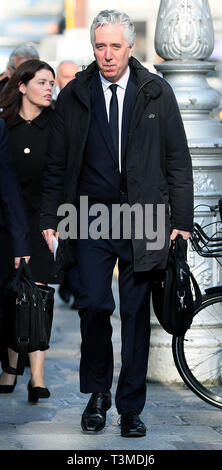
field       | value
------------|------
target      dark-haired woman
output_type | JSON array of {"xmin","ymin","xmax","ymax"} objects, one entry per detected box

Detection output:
[{"xmin": 0, "ymin": 60, "xmax": 60, "ymax": 401}]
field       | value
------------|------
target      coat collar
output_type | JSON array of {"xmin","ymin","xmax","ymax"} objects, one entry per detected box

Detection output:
[
  {"xmin": 12, "ymin": 107, "xmax": 53, "ymax": 129},
  {"xmin": 69, "ymin": 56, "xmax": 162, "ymax": 105},
  {"xmin": 129, "ymin": 57, "xmax": 162, "ymax": 99}
]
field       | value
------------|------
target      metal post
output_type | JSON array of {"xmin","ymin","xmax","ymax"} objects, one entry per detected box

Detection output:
[{"xmin": 148, "ymin": 0, "xmax": 222, "ymax": 383}]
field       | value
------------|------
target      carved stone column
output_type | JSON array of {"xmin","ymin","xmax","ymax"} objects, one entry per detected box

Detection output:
[{"xmin": 148, "ymin": 0, "xmax": 222, "ymax": 383}]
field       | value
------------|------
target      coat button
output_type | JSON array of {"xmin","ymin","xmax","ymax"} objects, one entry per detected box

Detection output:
[{"xmin": 24, "ymin": 147, "xmax": 31, "ymax": 154}]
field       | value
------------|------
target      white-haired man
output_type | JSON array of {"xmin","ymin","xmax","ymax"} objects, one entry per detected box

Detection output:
[{"xmin": 41, "ymin": 10, "xmax": 193, "ymax": 437}]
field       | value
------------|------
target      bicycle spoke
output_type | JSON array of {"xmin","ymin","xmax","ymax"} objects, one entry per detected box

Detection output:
[
  {"xmin": 187, "ymin": 349, "xmax": 222, "ymax": 374},
  {"xmin": 172, "ymin": 294, "xmax": 222, "ymax": 409}
]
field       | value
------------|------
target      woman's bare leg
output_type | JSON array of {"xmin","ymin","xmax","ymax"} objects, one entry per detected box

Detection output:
[{"xmin": 28, "ymin": 350, "xmax": 46, "ymax": 388}]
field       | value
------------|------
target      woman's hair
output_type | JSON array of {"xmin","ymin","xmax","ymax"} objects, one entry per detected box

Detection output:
[
  {"xmin": 90, "ymin": 10, "xmax": 136, "ymax": 47},
  {"xmin": 0, "ymin": 59, "xmax": 55, "ymax": 127}
]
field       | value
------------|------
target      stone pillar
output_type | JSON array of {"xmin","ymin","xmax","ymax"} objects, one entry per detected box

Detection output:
[{"xmin": 148, "ymin": 0, "xmax": 222, "ymax": 383}]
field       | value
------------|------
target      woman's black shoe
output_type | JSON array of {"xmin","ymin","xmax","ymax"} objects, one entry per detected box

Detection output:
[
  {"xmin": 0, "ymin": 376, "xmax": 17, "ymax": 393},
  {"xmin": 27, "ymin": 380, "xmax": 50, "ymax": 402},
  {"xmin": 0, "ymin": 365, "xmax": 17, "ymax": 393}
]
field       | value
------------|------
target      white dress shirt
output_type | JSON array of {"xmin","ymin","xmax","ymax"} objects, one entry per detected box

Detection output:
[{"xmin": 99, "ymin": 66, "xmax": 130, "ymax": 172}]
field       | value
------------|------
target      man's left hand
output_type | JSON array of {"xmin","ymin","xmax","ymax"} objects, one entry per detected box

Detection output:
[{"xmin": 170, "ymin": 229, "xmax": 190, "ymax": 241}]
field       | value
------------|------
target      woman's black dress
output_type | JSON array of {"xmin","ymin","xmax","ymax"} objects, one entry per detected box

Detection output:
[{"xmin": 4, "ymin": 108, "xmax": 60, "ymax": 285}]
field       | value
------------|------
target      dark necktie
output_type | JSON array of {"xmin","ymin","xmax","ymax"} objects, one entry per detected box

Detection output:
[{"xmin": 109, "ymin": 84, "xmax": 119, "ymax": 160}]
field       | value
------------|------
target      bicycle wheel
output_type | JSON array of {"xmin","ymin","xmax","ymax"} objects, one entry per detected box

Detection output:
[{"xmin": 172, "ymin": 293, "xmax": 222, "ymax": 409}]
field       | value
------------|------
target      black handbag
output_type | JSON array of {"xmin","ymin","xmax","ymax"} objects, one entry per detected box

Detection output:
[
  {"xmin": 152, "ymin": 235, "xmax": 202, "ymax": 336},
  {"xmin": 4, "ymin": 259, "xmax": 55, "ymax": 375}
]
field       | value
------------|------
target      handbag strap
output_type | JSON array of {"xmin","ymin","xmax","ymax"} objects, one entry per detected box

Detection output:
[
  {"xmin": 10, "ymin": 259, "xmax": 36, "ymax": 300},
  {"xmin": 172, "ymin": 235, "xmax": 202, "ymax": 309},
  {"xmin": 190, "ymin": 271, "xmax": 202, "ymax": 309},
  {"xmin": 15, "ymin": 299, "xmax": 30, "ymax": 375},
  {"xmin": 10, "ymin": 259, "xmax": 26, "ymax": 291},
  {"xmin": 16, "ymin": 353, "xmax": 28, "ymax": 376},
  {"xmin": 19, "ymin": 258, "xmax": 34, "ymax": 282},
  {"xmin": 172, "ymin": 234, "xmax": 187, "ymax": 259},
  {"xmin": 10, "ymin": 258, "xmax": 33, "ymax": 288}
]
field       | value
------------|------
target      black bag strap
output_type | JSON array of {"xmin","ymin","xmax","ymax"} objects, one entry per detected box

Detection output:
[
  {"xmin": 16, "ymin": 353, "xmax": 28, "ymax": 375},
  {"xmin": 171, "ymin": 234, "xmax": 187, "ymax": 260},
  {"xmin": 20, "ymin": 258, "xmax": 34, "ymax": 282},
  {"xmin": 170, "ymin": 234, "xmax": 202, "ymax": 309},
  {"xmin": 10, "ymin": 259, "xmax": 26, "ymax": 292},
  {"xmin": 14, "ymin": 298, "xmax": 30, "ymax": 375},
  {"xmin": 10, "ymin": 258, "xmax": 34, "ymax": 295},
  {"xmin": 2, "ymin": 364, "xmax": 17, "ymax": 375},
  {"xmin": 190, "ymin": 271, "xmax": 202, "ymax": 309}
]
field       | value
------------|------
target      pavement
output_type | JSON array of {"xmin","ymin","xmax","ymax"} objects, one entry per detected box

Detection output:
[{"xmin": 0, "ymin": 280, "xmax": 222, "ymax": 458}]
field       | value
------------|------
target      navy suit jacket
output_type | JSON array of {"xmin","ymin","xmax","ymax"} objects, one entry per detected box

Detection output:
[
  {"xmin": 77, "ymin": 68, "xmax": 137, "ymax": 204},
  {"xmin": 0, "ymin": 119, "xmax": 30, "ymax": 259}
]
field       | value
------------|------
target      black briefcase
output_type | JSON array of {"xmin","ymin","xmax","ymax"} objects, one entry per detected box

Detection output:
[{"xmin": 152, "ymin": 235, "xmax": 202, "ymax": 336}]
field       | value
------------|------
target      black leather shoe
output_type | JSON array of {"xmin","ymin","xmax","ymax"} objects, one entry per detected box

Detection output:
[
  {"xmin": 0, "ymin": 377, "xmax": 17, "ymax": 393},
  {"xmin": 0, "ymin": 365, "xmax": 17, "ymax": 394},
  {"xmin": 120, "ymin": 411, "xmax": 146, "ymax": 437},
  {"xmin": 81, "ymin": 392, "xmax": 111, "ymax": 432}
]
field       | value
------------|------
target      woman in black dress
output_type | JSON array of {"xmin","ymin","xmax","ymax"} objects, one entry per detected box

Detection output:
[{"xmin": 0, "ymin": 60, "xmax": 59, "ymax": 401}]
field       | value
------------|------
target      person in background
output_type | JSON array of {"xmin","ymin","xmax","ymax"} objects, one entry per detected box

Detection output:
[
  {"xmin": 55, "ymin": 60, "xmax": 78, "ymax": 92},
  {"xmin": 0, "ymin": 43, "xmax": 39, "ymax": 93},
  {"xmin": 55, "ymin": 60, "xmax": 81, "ymax": 310},
  {"xmin": 0, "ymin": 119, "xmax": 30, "ymax": 379},
  {"xmin": 0, "ymin": 60, "xmax": 60, "ymax": 402}
]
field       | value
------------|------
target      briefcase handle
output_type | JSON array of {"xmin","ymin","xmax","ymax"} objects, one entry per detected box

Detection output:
[
  {"xmin": 19, "ymin": 258, "xmax": 34, "ymax": 280},
  {"xmin": 10, "ymin": 258, "xmax": 34, "ymax": 294},
  {"xmin": 171, "ymin": 234, "xmax": 187, "ymax": 260}
]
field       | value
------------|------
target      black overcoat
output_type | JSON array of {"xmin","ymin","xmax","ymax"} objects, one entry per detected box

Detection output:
[
  {"xmin": 0, "ymin": 119, "xmax": 30, "ymax": 285},
  {"xmin": 4, "ymin": 109, "xmax": 60, "ymax": 284},
  {"xmin": 40, "ymin": 57, "xmax": 193, "ymax": 272}
]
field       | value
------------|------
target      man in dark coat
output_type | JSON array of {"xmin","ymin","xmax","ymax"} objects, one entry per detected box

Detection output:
[
  {"xmin": 40, "ymin": 10, "xmax": 193, "ymax": 437},
  {"xmin": 0, "ymin": 119, "xmax": 30, "ymax": 369}
]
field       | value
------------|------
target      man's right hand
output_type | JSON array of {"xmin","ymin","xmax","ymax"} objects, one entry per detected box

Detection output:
[{"xmin": 42, "ymin": 229, "xmax": 57, "ymax": 253}]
